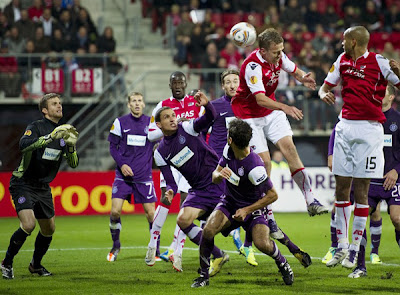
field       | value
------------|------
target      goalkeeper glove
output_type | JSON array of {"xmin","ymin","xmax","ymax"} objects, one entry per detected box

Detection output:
[
  {"xmin": 43, "ymin": 124, "xmax": 75, "ymax": 142},
  {"xmin": 64, "ymin": 126, "xmax": 79, "ymax": 153}
]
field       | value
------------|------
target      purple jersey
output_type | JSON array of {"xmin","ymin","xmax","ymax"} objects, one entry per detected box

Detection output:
[
  {"xmin": 208, "ymin": 95, "xmax": 236, "ymax": 158},
  {"xmin": 108, "ymin": 114, "xmax": 155, "ymax": 182},
  {"xmin": 154, "ymin": 115, "xmax": 223, "ymax": 198},
  {"xmin": 218, "ymin": 145, "xmax": 273, "ymax": 208}
]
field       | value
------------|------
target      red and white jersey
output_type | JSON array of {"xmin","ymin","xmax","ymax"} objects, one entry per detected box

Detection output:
[
  {"xmin": 148, "ymin": 94, "xmax": 203, "ymax": 141},
  {"xmin": 232, "ymin": 49, "xmax": 296, "ymax": 119},
  {"xmin": 325, "ymin": 51, "xmax": 400, "ymax": 123}
]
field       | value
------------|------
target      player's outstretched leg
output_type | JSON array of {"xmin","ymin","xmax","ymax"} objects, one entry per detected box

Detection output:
[
  {"xmin": 229, "ymin": 227, "xmax": 243, "ymax": 251},
  {"xmin": 170, "ymin": 228, "xmax": 186, "ymax": 272},
  {"xmin": 146, "ymin": 205, "xmax": 169, "ymax": 266},
  {"xmin": 276, "ymin": 229, "xmax": 312, "ymax": 268},
  {"xmin": 239, "ymin": 229, "xmax": 258, "ymax": 266},
  {"xmin": 161, "ymin": 224, "xmax": 181, "ymax": 262},
  {"xmin": 266, "ymin": 205, "xmax": 284, "ymax": 239}
]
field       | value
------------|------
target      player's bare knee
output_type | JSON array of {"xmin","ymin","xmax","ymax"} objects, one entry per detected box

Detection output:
[
  {"xmin": 202, "ymin": 225, "xmax": 216, "ymax": 239},
  {"xmin": 22, "ymin": 221, "xmax": 36, "ymax": 234},
  {"xmin": 110, "ymin": 209, "xmax": 121, "ymax": 219},
  {"xmin": 390, "ymin": 213, "xmax": 400, "ymax": 229},
  {"xmin": 177, "ymin": 213, "xmax": 190, "ymax": 229}
]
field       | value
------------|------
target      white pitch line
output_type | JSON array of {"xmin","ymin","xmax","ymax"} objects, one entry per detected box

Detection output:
[{"xmin": 1, "ymin": 245, "xmax": 399, "ymax": 267}]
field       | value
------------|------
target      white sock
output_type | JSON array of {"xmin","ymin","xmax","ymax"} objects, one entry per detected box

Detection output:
[
  {"xmin": 350, "ymin": 203, "xmax": 369, "ymax": 251},
  {"xmin": 168, "ymin": 224, "xmax": 181, "ymax": 250},
  {"xmin": 335, "ymin": 201, "xmax": 351, "ymax": 249},
  {"xmin": 173, "ymin": 228, "xmax": 186, "ymax": 257},
  {"xmin": 292, "ymin": 168, "xmax": 314, "ymax": 205},
  {"xmin": 265, "ymin": 204, "xmax": 276, "ymax": 222},
  {"xmin": 148, "ymin": 205, "xmax": 169, "ymax": 248}
]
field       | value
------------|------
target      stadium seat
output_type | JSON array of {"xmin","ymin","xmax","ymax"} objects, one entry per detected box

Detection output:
[
  {"xmin": 243, "ymin": 13, "xmax": 264, "ymax": 27},
  {"xmin": 211, "ymin": 13, "xmax": 223, "ymax": 27},
  {"xmin": 222, "ymin": 13, "xmax": 244, "ymax": 35},
  {"xmin": 302, "ymin": 32, "xmax": 315, "ymax": 42},
  {"xmin": 282, "ymin": 31, "xmax": 294, "ymax": 42},
  {"xmin": 389, "ymin": 32, "xmax": 400, "ymax": 49},
  {"xmin": 370, "ymin": 32, "xmax": 391, "ymax": 50}
]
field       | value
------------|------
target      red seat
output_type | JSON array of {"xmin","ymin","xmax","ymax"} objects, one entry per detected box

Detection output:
[
  {"xmin": 282, "ymin": 31, "xmax": 294, "ymax": 42},
  {"xmin": 243, "ymin": 13, "xmax": 264, "ymax": 27},
  {"xmin": 389, "ymin": 32, "xmax": 400, "ymax": 49},
  {"xmin": 302, "ymin": 32, "xmax": 315, "ymax": 42},
  {"xmin": 211, "ymin": 13, "xmax": 223, "ymax": 27},
  {"xmin": 222, "ymin": 13, "xmax": 244, "ymax": 34}
]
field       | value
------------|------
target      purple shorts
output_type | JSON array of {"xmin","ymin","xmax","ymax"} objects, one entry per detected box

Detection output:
[
  {"xmin": 368, "ymin": 182, "xmax": 400, "ymax": 209},
  {"xmin": 215, "ymin": 198, "xmax": 268, "ymax": 237},
  {"xmin": 112, "ymin": 178, "xmax": 157, "ymax": 204},
  {"xmin": 181, "ymin": 190, "xmax": 222, "ymax": 217}
]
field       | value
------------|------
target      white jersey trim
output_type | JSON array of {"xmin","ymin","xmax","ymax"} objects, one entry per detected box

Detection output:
[
  {"xmin": 182, "ymin": 120, "xmax": 199, "ymax": 136},
  {"xmin": 245, "ymin": 61, "xmax": 265, "ymax": 94},
  {"xmin": 324, "ymin": 53, "xmax": 344, "ymax": 86},
  {"xmin": 154, "ymin": 149, "xmax": 167, "ymax": 166},
  {"xmin": 148, "ymin": 100, "xmax": 164, "ymax": 142},
  {"xmin": 376, "ymin": 54, "xmax": 400, "ymax": 85},
  {"xmin": 248, "ymin": 166, "xmax": 268, "ymax": 186},
  {"xmin": 110, "ymin": 118, "xmax": 121, "ymax": 137}
]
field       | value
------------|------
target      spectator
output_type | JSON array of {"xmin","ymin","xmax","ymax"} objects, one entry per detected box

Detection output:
[
  {"xmin": 51, "ymin": 0, "xmax": 63, "ymax": 21},
  {"xmin": 71, "ymin": 26, "xmax": 89, "ymax": 52},
  {"xmin": 0, "ymin": 14, "xmax": 12, "ymax": 39},
  {"xmin": 280, "ymin": 0, "xmax": 303, "ymax": 29},
  {"xmin": 39, "ymin": 8, "xmax": 60, "ymax": 37},
  {"xmin": 61, "ymin": 0, "xmax": 74, "ymax": 9},
  {"xmin": 81, "ymin": 43, "xmax": 103, "ymax": 67},
  {"xmin": 4, "ymin": 26, "xmax": 25, "ymax": 53},
  {"xmin": 4, "ymin": 0, "xmax": 21, "ymax": 25},
  {"xmin": 60, "ymin": 51, "xmax": 78, "ymax": 73},
  {"xmin": 174, "ymin": 11, "xmax": 194, "ymax": 66},
  {"xmin": 51, "ymin": 28, "xmax": 68, "ymax": 52},
  {"xmin": 381, "ymin": 42, "xmax": 400, "ymax": 60},
  {"xmin": 188, "ymin": 24, "xmax": 207, "ymax": 67},
  {"xmin": 342, "ymin": 5, "xmax": 361, "ymax": 28},
  {"xmin": 323, "ymin": 5, "xmax": 340, "ymax": 33},
  {"xmin": 18, "ymin": 39, "xmax": 41, "ymax": 87},
  {"xmin": 15, "ymin": 9, "xmax": 35, "ymax": 40},
  {"xmin": 33, "ymin": 26, "xmax": 51, "ymax": 53},
  {"xmin": 107, "ymin": 54, "xmax": 126, "ymax": 94},
  {"xmin": 59, "ymin": 9, "xmax": 76, "ymax": 43},
  {"xmin": 360, "ymin": 0, "xmax": 381, "ymax": 31},
  {"xmin": 28, "ymin": 0, "xmax": 43, "ymax": 22},
  {"xmin": 0, "ymin": 42, "xmax": 20, "ymax": 97},
  {"xmin": 201, "ymin": 42, "xmax": 221, "ymax": 96},
  {"xmin": 384, "ymin": 5, "xmax": 400, "ymax": 32},
  {"xmin": 304, "ymin": 0, "xmax": 321, "ymax": 32},
  {"xmin": 311, "ymin": 24, "xmax": 328, "ymax": 55},
  {"xmin": 209, "ymin": 26, "xmax": 228, "ymax": 51},
  {"xmin": 70, "ymin": 0, "xmax": 86, "ymax": 22},
  {"xmin": 45, "ymin": 51, "xmax": 62, "ymax": 68},
  {"xmin": 201, "ymin": 10, "xmax": 215, "ymax": 35},
  {"xmin": 220, "ymin": 41, "xmax": 243, "ymax": 70},
  {"xmin": 75, "ymin": 8, "xmax": 97, "ymax": 42},
  {"xmin": 288, "ymin": 29, "xmax": 303, "ymax": 55},
  {"xmin": 97, "ymin": 26, "xmax": 116, "ymax": 53},
  {"xmin": 271, "ymin": 150, "xmax": 289, "ymax": 169}
]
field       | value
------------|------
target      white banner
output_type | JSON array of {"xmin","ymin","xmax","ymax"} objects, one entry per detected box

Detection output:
[{"xmin": 270, "ymin": 167, "xmax": 335, "ymax": 212}]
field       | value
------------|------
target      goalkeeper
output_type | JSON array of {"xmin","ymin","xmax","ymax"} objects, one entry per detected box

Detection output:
[{"xmin": 1, "ymin": 93, "xmax": 79, "ymax": 280}]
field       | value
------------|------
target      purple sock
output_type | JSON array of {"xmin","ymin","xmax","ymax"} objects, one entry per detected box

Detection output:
[
  {"xmin": 396, "ymin": 229, "xmax": 400, "ymax": 247},
  {"xmin": 357, "ymin": 230, "xmax": 367, "ymax": 269},
  {"xmin": 181, "ymin": 223, "xmax": 223, "ymax": 258},
  {"xmin": 199, "ymin": 235, "xmax": 214, "ymax": 279},
  {"xmin": 331, "ymin": 211, "xmax": 338, "ymax": 247},
  {"xmin": 370, "ymin": 219, "xmax": 382, "ymax": 255},
  {"xmin": 277, "ymin": 230, "xmax": 299, "ymax": 254},
  {"xmin": 270, "ymin": 241, "xmax": 286, "ymax": 265},
  {"xmin": 110, "ymin": 216, "xmax": 121, "ymax": 249},
  {"xmin": 244, "ymin": 229, "xmax": 252, "ymax": 247}
]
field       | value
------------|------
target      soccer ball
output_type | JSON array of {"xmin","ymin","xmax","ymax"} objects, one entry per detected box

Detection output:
[{"xmin": 230, "ymin": 22, "xmax": 257, "ymax": 48}]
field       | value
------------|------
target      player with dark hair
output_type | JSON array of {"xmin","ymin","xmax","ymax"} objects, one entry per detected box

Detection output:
[
  {"xmin": 147, "ymin": 71, "xmax": 203, "ymax": 264},
  {"xmin": 319, "ymin": 26, "xmax": 400, "ymax": 269},
  {"xmin": 1, "ymin": 93, "xmax": 79, "ymax": 279},
  {"xmin": 146, "ymin": 91, "xmax": 228, "ymax": 275},
  {"xmin": 106, "ymin": 91, "xmax": 157, "ymax": 262},
  {"xmin": 232, "ymin": 27, "xmax": 327, "ymax": 216},
  {"xmin": 192, "ymin": 119, "xmax": 293, "ymax": 288}
]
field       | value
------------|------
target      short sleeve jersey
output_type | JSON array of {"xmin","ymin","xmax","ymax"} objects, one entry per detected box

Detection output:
[
  {"xmin": 232, "ymin": 49, "xmax": 296, "ymax": 119},
  {"xmin": 218, "ymin": 145, "xmax": 273, "ymax": 208},
  {"xmin": 108, "ymin": 114, "xmax": 155, "ymax": 182},
  {"xmin": 324, "ymin": 51, "xmax": 400, "ymax": 123},
  {"xmin": 148, "ymin": 95, "xmax": 203, "ymax": 140}
]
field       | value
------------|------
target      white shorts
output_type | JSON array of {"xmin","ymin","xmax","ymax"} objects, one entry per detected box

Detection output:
[
  {"xmin": 243, "ymin": 110, "xmax": 293, "ymax": 154},
  {"xmin": 332, "ymin": 119, "xmax": 384, "ymax": 178},
  {"xmin": 160, "ymin": 166, "xmax": 191, "ymax": 193}
]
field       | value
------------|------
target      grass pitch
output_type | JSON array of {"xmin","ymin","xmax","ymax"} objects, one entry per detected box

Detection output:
[{"xmin": 0, "ymin": 213, "xmax": 399, "ymax": 295}]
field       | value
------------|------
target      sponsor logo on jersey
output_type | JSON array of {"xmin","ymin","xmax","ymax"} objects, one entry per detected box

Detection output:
[
  {"xmin": 344, "ymin": 68, "xmax": 365, "ymax": 79},
  {"xmin": 390, "ymin": 122, "xmax": 398, "ymax": 132},
  {"xmin": 24, "ymin": 130, "xmax": 32, "ymax": 136},
  {"xmin": 127, "ymin": 135, "xmax": 146, "ymax": 146},
  {"xmin": 172, "ymin": 107, "xmax": 180, "ymax": 110},
  {"xmin": 360, "ymin": 65, "xmax": 366, "ymax": 71},
  {"xmin": 171, "ymin": 146, "xmax": 194, "ymax": 168},
  {"xmin": 220, "ymin": 112, "xmax": 228, "ymax": 116},
  {"xmin": 329, "ymin": 64, "xmax": 335, "ymax": 73},
  {"xmin": 42, "ymin": 148, "xmax": 61, "ymax": 161},
  {"xmin": 250, "ymin": 76, "xmax": 258, "ymax": 84},
  {"xmin": 176, "ymin": 110, "xmax": 195, "ymax": 120},
  {"xmin": 250, "ymin": 63, "xmax": 258, "ymax": 70},
  {"xmin": 188, "ymin": 102, "xmax": 194, "ymax": 106},
  {"xmin": 123, "ymin": 129, "xmax": 131, "ymax": 132},
  {"xmin": 384, "ymin": 134, "xmax": 392, "ymax": 147},
  {"xmin": 256, "ymin": 174, "xmax": 266, "ymax": 183},
  {"xmin": 227, "ymin": 171, "xmax": 240, "ymax": 186},
  {"xmin": 110, "ymin": 124, "xmax": 115, "ymax": 131}
]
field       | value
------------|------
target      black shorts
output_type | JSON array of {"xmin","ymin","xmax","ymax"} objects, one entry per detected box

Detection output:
[{"xmin": 9, "ymin": 177, "xmax": 55, "ymax": 219}]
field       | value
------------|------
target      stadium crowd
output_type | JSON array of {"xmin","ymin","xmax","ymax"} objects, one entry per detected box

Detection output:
[{"xmin": 0, "ymin": 0, "xmax": 120, "ymax": 98}]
